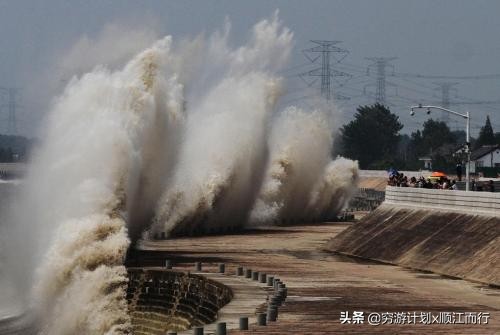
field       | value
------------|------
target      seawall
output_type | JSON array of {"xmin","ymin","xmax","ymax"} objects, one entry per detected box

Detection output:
[
  {"xmin": 127, "ymin": 269, "xmax": 233, "ymax": 335},
  {"xmin": 327, "ymin": 186, "xmax": 500, "ymax": 286}
]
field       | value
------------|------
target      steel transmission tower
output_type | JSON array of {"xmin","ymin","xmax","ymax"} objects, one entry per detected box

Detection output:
[
  {"xmin": 0, "ymin": 87, "xmax": 20, "ymax": 135},
  {"xmin": 300, "ymin": 40, "xmax": 351, "ymax": 101},
  {"xmin": 364, "ymin": 57, "xmax": 397, "ymax": 105},
  {"xmin": 433, "ymin": 82, "xmax": 459, "ymax": 124}
]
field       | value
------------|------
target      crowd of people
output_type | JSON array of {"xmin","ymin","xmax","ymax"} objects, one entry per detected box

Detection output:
[
  {"xmin": 387, "ymin": 170, "xmax": 496, "ymax": 192},
  {"xmin": 387, "ymin": 173, "xmax": 458, "ymax": 190}
]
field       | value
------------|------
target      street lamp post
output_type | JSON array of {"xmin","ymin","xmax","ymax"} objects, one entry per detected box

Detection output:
[{"xmin": 410, "ymin": 104, "xmax": 471, "ymax": 191}]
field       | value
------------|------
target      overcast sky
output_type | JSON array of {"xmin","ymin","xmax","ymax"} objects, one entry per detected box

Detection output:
[{"xmin": 1, "ymin": 0, "xmax": 499, "ymax": 136}]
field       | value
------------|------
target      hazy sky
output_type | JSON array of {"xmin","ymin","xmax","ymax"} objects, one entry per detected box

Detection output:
[{"xmin": 0, "ymin": 0, "xmax": 499, "ymax": 136}]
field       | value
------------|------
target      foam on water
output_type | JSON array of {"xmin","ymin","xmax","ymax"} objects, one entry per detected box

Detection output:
[
  {"xmin": 250, "ymin": 106, "xmax": 335, "ymax": 223},
  {"xmin": 23, "ymin": 37, "xmax": 182, "ymax": 334},
  {"xmin": 9, "ymin": 13, "xmax": 358, "ymax": 334},
  {"xmin": 150, "ymin": 13, "xmax": 292, "ymax": 237}
]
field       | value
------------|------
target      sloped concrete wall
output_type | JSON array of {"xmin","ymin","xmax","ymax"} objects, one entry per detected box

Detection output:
[{"xmin": 327, "ymin": 187, "xmax": 500, "ymax": 286}]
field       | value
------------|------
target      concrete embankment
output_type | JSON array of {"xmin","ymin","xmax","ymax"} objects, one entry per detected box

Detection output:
[
  {"xmin": 127, "ymin": 269, "xmax": 233, "ymax": 334},
  {"xmin": 0, "ymin": 313, "xmax": 34, "ymax": 335},
  {"xmin": 327, "ymin": 186, "xmax": 500, "ymax": 286}
]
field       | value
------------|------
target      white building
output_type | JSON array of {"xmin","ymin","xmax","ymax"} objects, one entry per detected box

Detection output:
[
  {"xmin": 470, "ymin": 145, "xmax": 500, "ymax": 174},
  {"xmin": 418, "ymin": 156, "xmax": 432, "ymax": 171}
]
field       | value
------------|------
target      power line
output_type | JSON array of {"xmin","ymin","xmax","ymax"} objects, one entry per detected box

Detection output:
[
  {"xmin": 333, "ymin": 59, "xmax": 500, "ymax": 80},
  {"xmin": 364, "ymin": 57, "xmax": 397, "ymax": 105},
  {"xmin": 0, "ymin": 87, "xmax": 21, "ymax": 135},
  {"xmin": 300, "ymin": 40, "xmax": 351, "ymax": 101},
  {"xmin": 393, "ymin": 72, "xmax": 500, "ymax": 80},
  {"xmin": 284, "ymin": 44, "xmax": 499, "ymax": 133},
  {"xmin": 433, "ymin": 82, "xmax": 459, "ymax": 124},
  {"xmin": 278, "ymin": 61, "xmax": 313, "ymax": 74},
  {"xmin": 433, "ymin": 82, "xmax": 459, "ymax": 109}
]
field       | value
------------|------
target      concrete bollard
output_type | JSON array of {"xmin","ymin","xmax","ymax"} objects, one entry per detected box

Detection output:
[
  {"xmin": 239, "ymin": 316, "xmax": 249, "ymax": 330},
  {"xmin": 278, "ymin": 288, "xmax": 286, "ymax": 301},
  {"xmin": 218, "ymin": 263, "xmax": 225, "ymax": 274},
  {"xmin": 245, "ymin": 269, "xmax": 252, "ymax": 278},
  {"xmin": 195, "ymin": 262, "xmax": 202, "ymax": 272},
  {"xmin": 281, "ymin": 287, "xmax": 288, "ymax": 299},
  {"xmin": 267, "ymin": 303, "xmax": 277, "ymax": 315},
  {"xmin": 259, "ymin": 273, "xmax": 267, "ymax": 283},
  {"xmin": 165, "ymin": 260, "xmax": 172, "ymax": 269},
  {"xmin": 267, "ymin": 276, "xmax": 274, "ymax": 286},
  {"xmin": 273, "ymin": 278, "xmax": 280, "ymax": 290},
  {"xmin": 267, "ymin": 306, "xmax": 278, "ymax": 322},
  {"xmin": 257, "ymin": 312, "xmax": 267, "ymax": 326},
  {"xmin": 145, "ymin": 287, "xmax": 149, "ymax": 294},
  {"xmin": 270, "ymin": 296, "xmax": 281, "ymax": 306},
  {"xmin": 237, "ymin": 266, "xmax": 244, "ymax": 276},
  {"xmin": 216, "ymin": 322, "xmax": 226, "ymax": 335},
  {"xmin": 252, "ymin": 271, "xmax": 259, "ymax": 281},
  {"xmin": 193, "ymin": 327, "xmax": 203, "ymax": 335}
]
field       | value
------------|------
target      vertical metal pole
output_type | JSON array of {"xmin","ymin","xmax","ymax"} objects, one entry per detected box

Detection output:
[{"xmin": 466, "ymin": 111, "xmax": 470, "ymax": 192}]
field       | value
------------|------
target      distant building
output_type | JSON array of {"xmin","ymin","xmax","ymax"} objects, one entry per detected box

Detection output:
[
  {"xmin": 418, "ymin": 156, "xmax": 432, "ymax": 171},
  {"xmin": 470, "ymin": 145, "xmax": 500, "ymax": 174}
]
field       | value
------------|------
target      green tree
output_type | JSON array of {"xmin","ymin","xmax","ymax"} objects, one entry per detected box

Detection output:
[
  {"xmin": 495, "ymin": 132, "xmax": 500, "ymax": 145},
  {"xmin": 421, "ymin": 120, "xmax": 460, "ymax": 172},
  {"xmin": 420, "ymin": 119, "xmax": 455, "ymax": 151},
  {"xmin": 403, "ymin": 130, "xmax": 425, "ymax": 170},
  {"xmin": 403, "ymin": 120, "xmax": 458, "ymax": 172},
  {"xmin": 451, "ymin": 130, "xmax": 466, "ymax": 144},
  {"xmin": 340, "ymin": 103, "xmax": 403, "ymax": 169},
  {"xmin": 475, "ymin": 115, "xmax": 496, "ymax": 148}
]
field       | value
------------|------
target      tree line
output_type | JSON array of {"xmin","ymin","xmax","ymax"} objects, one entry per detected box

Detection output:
[
  {"xmin": 337, "ymin": 104, "xmax": 500, "ymax": 172},
  {"xmin": 0, "ymin": 134, "xmax": 34, "ymax": 163}
]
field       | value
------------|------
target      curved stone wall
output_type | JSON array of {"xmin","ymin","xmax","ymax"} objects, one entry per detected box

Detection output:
[{"xmin": 127, "ymin": 269, "xmax": 233, "ymax": 334}]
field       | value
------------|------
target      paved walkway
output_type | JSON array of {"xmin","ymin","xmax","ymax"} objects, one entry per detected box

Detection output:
[{"xmin": 138, "ymin": 223, "xmax": 500, "ymax": 334}]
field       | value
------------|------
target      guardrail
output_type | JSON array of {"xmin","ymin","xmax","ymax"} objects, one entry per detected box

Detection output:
[
  {"xmin": 348, "ymin": 188, "xmax": 385, "ymax": 211},
  {"xmin": 385, "ymin": 186, "xmax": 500, "ymax": 215},
  {"xmin": 359, "ymin": 170, "xmax": 431, "ymax": 178},
  {"xmin": 456, "ymin": 180, "xmax": 500, "ymax": 192},
  {"xmin": 0, "ymin": 163, "xmax": 26, "ymax": 179}
]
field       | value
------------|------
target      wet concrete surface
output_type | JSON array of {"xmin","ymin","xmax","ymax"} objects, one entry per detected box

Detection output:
[
  {"xmin": 328, "ymin": 205, "xmax": 500, "ymax": 285},
  {"xmin": 138, "ymin": 222, "xmax": 500, "ymax": 334}
]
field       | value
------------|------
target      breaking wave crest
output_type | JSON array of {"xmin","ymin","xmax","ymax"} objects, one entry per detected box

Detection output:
[
  {"xmin": 250, "ymin": 106, "xmax": 335, "ymax": 223},
  {"xmin": 26, "ymin": 37, "xmax": 182, "ymax": 334},
  {"xmin": 17, "ymin": 13, "xmax": 358, "ymax": 335}
]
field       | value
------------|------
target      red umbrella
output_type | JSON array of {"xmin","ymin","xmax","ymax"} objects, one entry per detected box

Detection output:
[{"xmin": 430, "ymin": 171, "xmax": 447, "ymax": 178}]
